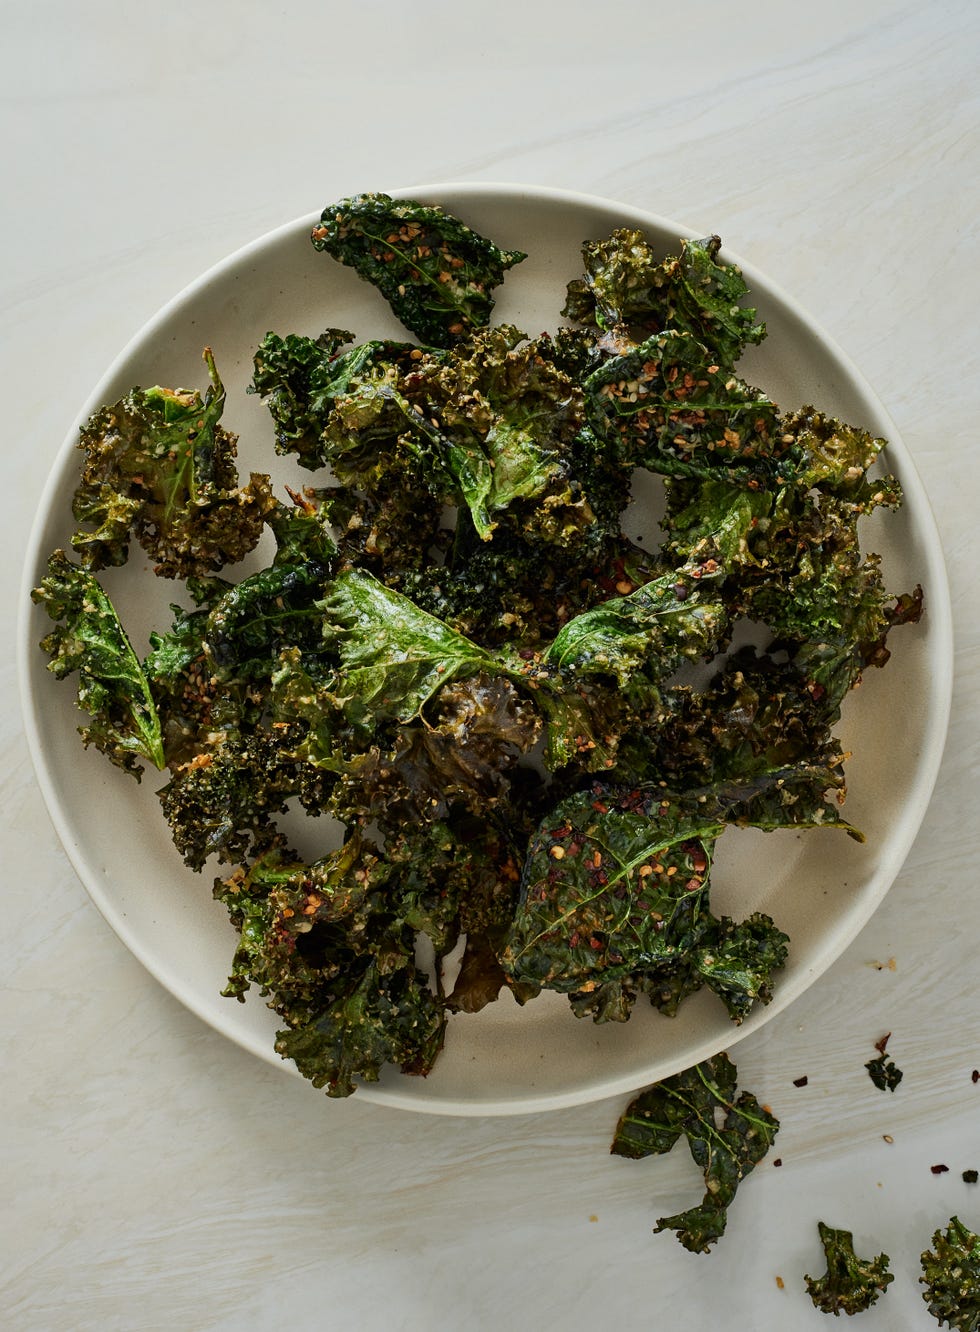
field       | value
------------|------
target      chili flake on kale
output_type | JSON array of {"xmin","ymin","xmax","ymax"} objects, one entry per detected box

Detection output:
[{"xmin": 33, "ymin": 194, "xmax": 923, "ymax": 1097}]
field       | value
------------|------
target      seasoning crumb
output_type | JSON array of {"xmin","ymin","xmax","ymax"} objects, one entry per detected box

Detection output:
[
  {"xmin": 588, "ymin": 1214, "xmax": 599, "ymax": 1223},
  {"xmin": 870, "ymin": 957, "xmax": 897, "ymax": 971},
  {"xmin": 793, "ymin": 1075, "xmax": 809, "ymax": 1088},
  {"xmin": 963, "ymin": 1170, "xmax": 978, "ymax": 1184},
  {"xmin": 931, "ymin": 1164, "xmax": 950, "ymax": 1175},
  {"xmin": 773, "ymin": 1157, "xmax": 783, "ymax": 1167},
  {"xmin": 883, "ymin": 1134, "xmax": 894, "ymax": 1144},
  {"xmin": 775, "ymin": 1275, "xmax": 785, "ymax": 1290}
]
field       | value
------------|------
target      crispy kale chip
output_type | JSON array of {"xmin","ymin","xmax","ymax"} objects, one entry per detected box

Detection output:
[
  {"xmin": 804, "ymin": 1221, "xmax": 894, "ymax": 1316},
  {"xmin": 584, "ymin": 330, "xmax": 787, "ymax": 485},
  {"xmin": 920, "ymin": 1217, "xmax": 980, "ymax": 1331},
  {"xmin": 611, "ymin": 1052, "xmax": 779, "ymax": 1252},
  {"xmin": 70, "ymin": 348, "xmax": 274, "ymax": 577},
  {"xmin": 32, "ymin": 550, "xmax": 165, "ymax": 777},
  {"xmin": 564, "ymin": 230, "xmax": 765, "ymax": 369},
  {"xmin": 214, "ymin": 837, "xmax": 445, "ymax": 1095},
  {"xmin": 311, "ymin": 193, "xmax": 525, "ymax": 346},
  {"xmin": 499, "ymin": 774, "xmax": 843, "ymax": 1023}
]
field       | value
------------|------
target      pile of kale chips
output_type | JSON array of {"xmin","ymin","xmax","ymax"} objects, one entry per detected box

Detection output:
[{"xmin": 33, "ymin": 193, "xmax": 922, "ymax": 1097}]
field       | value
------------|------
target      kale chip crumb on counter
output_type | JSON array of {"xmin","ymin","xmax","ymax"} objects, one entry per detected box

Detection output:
[{"xmin": 32, "ymin": 192, "xmax": 924, "ymax": 1098}]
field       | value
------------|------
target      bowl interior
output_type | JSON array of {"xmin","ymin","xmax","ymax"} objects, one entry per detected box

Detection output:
[{"xmin": 20, "ymin": 184, "xmax": 952, "ymax": 1114}]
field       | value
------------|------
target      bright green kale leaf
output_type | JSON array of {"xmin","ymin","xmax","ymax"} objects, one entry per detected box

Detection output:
[
  {"xmin": 611, "ymin": 1052, "xmax": 779, "ymax": 1252},
  {"xmin": 564, "ymin": 230, "xmax": 765, "ymax": 369},
  {"xmin": 320, "ymin": 568, "xmax": 499, "ymax": 725},
  {"xmin": 249, "ymin": 328, "xmax": 354, "ymax": 466},
  {"xmin": 920, "ymin": 1216, "xmax": 980, "ymax": 1331},
  {"xmin": 32, "ymin": 550, "xmax": 165, "ymax": 777},
  {"xmin": 804, "ymin": 1221, "xmax": 894, "ymax": 1315},
  {"xmin": 70, "ymin": 348, "xmax": 275, "ymax": 577},
  {"xmin": 584, "ymin": 330, "xmax": 786, "ymax": 484},
  {"xmin": 311, "ymin": 193, "xmax": 526, "ymax": 347}
]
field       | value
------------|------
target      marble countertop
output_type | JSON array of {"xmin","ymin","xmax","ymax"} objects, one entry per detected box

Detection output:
[{"xmin": 4, "ymin": 3, "xmax": 978, "ymax": 1328}]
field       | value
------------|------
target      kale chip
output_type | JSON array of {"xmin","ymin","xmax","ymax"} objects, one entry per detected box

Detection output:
[
  {"xmin": 611, "ymin": 1052, "xmax": 779, "ymax": 1251},
  {"xmin": 804, "ymin": 1221, "xmax": 894, "ymax": 1316},
  {"xmin": 920, "ymin": 1216, "xmax": 980, "ymax": 1331},
  {"xmin": 311, "ymin": 193, "xmax": 525, "ymax": 346},
  {"xmin": 70, "ymin": 348, "xmax": 274, "ymax": 577},
  {"xmin": 32, "ymin": 550, "xmax": 165, "ymax": 777}
]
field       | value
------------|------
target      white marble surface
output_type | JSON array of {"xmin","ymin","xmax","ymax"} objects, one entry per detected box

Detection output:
[{"xmin": 3, "ymin": 3, "xmax": 978, "ymax": 1328}]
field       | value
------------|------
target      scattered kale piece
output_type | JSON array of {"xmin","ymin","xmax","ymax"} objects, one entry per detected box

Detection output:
[
  {"xmin": 920, "ymin": 1217, "xmax": 980, "ymax": 1331},
  {"xmin": 866, "ymin": 1032, "xmax": 904, "ymax": 1092},
  {"xmin": 70, "ymin": 348, "xmax": 274, "ymax": 577},
  {"xmin": 311, "ymin": 192, "xmax": 525, "ymax": 346},
  {"xmin": 964, "ymin": 1172, "xmax": 979, "ymax": 1185},
  {"xmin": 866, "ymin": 1054, "xmax": 904, "ymax": 1092},
  {"xmin": 804, "ymin": 1221, "xmax": 894, "ymax": 1315},
  {"xmin": 32, "ymin": 550, "xmax": 165, "ymax": 777},
  {"xmin": 611, "ymin": 1052, "xmax": 779, "ymax": 1252}
]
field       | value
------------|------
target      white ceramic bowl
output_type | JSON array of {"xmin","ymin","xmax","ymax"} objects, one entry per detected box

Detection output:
[{"xmin": 19, "ymin": 184, "xmax": 952, "ymax": 1115}]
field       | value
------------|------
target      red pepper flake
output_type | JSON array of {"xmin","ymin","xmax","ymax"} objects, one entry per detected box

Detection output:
[
  {"xmin": 773, "ymin": 1158, "xmax": 783, "ymax": 1168},
  {"xmin": 874, "ymin": 1032, "xmax": 891, "ymax": 1055},
  {"xmin": 792, "ymin": 1075, "xmax": 809, "ymax": 1088},
  {"xmin": 931, "ymin": 1163, "xmax": 950, "ymax": 1175},
  {"xmin": 972, "ymin": 1069, "xmax": 979, "ymax": 1084}
]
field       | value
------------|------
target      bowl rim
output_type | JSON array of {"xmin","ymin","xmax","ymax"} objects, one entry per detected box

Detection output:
[{"xmin": 18, "ymin": 181, "xmax": 955, "ymax": 1115}]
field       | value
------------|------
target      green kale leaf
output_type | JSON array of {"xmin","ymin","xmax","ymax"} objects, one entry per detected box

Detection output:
[
  {"xmin": 544, "ymin": 569, "xmax": 728, "ymax": 686},
  {"xmin": 311, "ymin": 193, "xmax": 525, "ymax": 347},
  {"xmin": 564, "ymin": 230, "xmax": 765, "ymax": 369},
  {"xmin": 32, "ymin": 550, "xmax": 165, "ymax": 777},
  {"xmin": 500, "ymin": 774, "xmax": 829, "ymax": 1018},
  {"xmin": 865, "ymin": 1052, "xmax": 904, "ymax": 1092},
  {"xmin": 584, "ymin": 330, "xmax": 786, "ymax": 484},
  {"xmin": 804, "ymin": 1221, "xmax": 894, "ymax": 1315},
  {"xmin": 70, "ymin": 348, "xmax": 274, "ymax": 577},
  {"xmin": 920, "ymin": 1216, "xmax": 980, "ymax": 1331},
  {"xmin": 611, "ymin": 1052, "xmax": 779, "ymax": 1252},
  {"xmin": 320, "ymin": 568, "xmax": 499, "ymax": 726},
  {"xmin": 214, "ymin": 837, "xmax": 446, "ymax": 1095}
]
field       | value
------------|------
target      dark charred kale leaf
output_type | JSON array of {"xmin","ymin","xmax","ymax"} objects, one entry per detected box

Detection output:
[
  {"xmin": 70, "ymin": 348, "xmax": 274, "ymax": 577},
  {"xmin": 32, "ymin": 550, "xmax": 165, "ymax": 777},
  {"xmin": 311, "ymin": 193, "xmax": 525, "ymax": 347},
  {"xmin": 611, "ymin": 1052, "xmax": 779, "ymax": 1252},
  {"xmin": 866, "ymin": 1052, "xmax": 904, "ymax": 1092},
  {"xmin": 920, "ymin": 1216, "xmax": 980, "ymax": 1332},
  {"xmin": 804, "ymin": 1221, "xmax": 894, "ymax": 1315}
]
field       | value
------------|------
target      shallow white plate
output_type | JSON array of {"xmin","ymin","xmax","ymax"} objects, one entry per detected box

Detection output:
[{"xmin": 19, "ymin": 184, "xmax": 952, "ymax": 1115}]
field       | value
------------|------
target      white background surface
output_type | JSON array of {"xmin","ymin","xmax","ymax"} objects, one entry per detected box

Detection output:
[{"xmin": 3, "ymin": 2, "xmax": 978, "ymax": 1329}]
